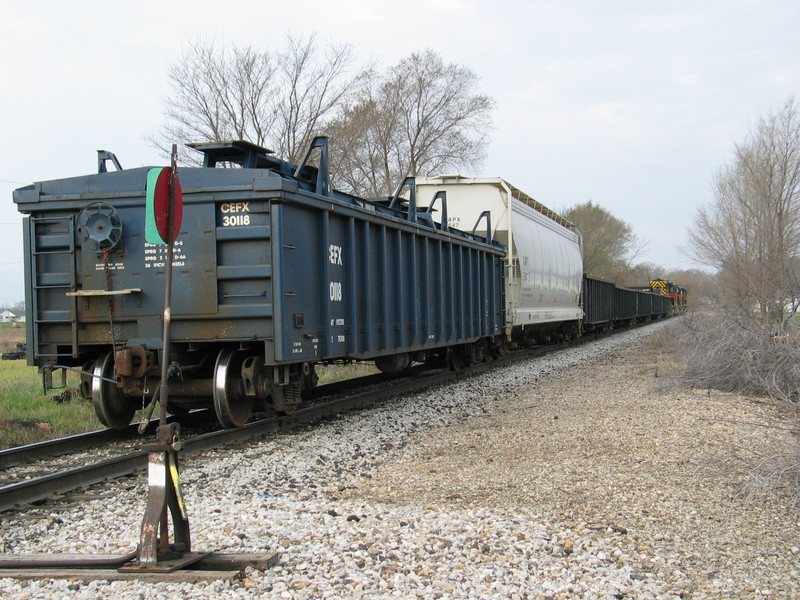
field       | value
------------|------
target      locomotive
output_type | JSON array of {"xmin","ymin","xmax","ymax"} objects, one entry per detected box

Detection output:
[
  {"xmin": 13, "ymin": 137, "xmax": 679, "ymax": 430},
  {"xmin": 649, "ymin": 279, "xmax": 688, "ymax": 312}
]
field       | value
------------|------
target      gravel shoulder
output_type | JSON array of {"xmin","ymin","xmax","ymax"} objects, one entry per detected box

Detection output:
[
  {"xmin": 2, "ymin": 321, "xmax": 799, "ymax": 599},
  {"xmin": 341, "ymin": 334, "xmax": 800, "ymax": 598}
]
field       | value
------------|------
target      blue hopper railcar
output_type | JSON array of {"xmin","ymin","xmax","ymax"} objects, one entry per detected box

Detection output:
[{"xmin": 14, "ymin": 138, "xmax": 506, "ymax": 429}]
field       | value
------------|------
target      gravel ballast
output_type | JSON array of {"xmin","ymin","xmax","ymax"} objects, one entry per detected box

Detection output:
[{"xmin": 1, "ymin": 321, "xmax": 798, "ymax": 599}]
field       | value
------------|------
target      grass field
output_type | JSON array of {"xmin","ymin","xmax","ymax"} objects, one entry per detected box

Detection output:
[
  {"xmin": 0, "ymin": 323, "xmax": 103, "ymax": 448},
  {"xmin": 0, "ymin": 358, "xmax": 95, "ymax": 449}
]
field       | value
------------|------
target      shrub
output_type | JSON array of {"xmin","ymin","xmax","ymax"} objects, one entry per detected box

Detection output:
[{"xmin": 677, "ymin": 312, "xmax": 800, "ymax": 403}]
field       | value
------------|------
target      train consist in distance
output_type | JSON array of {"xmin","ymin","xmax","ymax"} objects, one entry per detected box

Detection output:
[
  {"xmin": 649, "ymin": 279, "xmax": 688, "ymax": 311},
  {"xmin": 13, "ymin": 137, "xmax": 685, "ymax": 430}
]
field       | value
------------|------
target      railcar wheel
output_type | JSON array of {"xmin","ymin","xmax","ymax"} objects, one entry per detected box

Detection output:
[
  {"xmin": 375, "ymin": 353, "xmax": 411, "ymax": 375},
  {"xmin": 213, "ymin": 348, "xmax": 255, "ymax": 428},
  {"xmin": 271, "ymin": 382, "xmax": 303, "ymax": 414},
  {"xmin": 447, "ymin": 347, "xmax": 468, "ymax": 371},
  {"xmin": 80, "ymin": 360, "xmax": 96, "ymax": 399},
  {"xmin": 92, "ymin": 351, "xmax": 136, "ymax": 430},
  {"xmin": 490, "ymin": 339, "xmax": 507, "ymax": 359},
  {"xmin": 302, "ymin": 364, "xmax": 319, "ymax": 398},
  {"xmin": 470, "ymin": 340, "xmax": 487, "ymax": 364}
]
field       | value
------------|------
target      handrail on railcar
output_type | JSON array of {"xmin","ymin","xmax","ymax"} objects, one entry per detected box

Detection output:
[{"xmin": 471, "ymin": 210, "xmax": 493, "ymax": 244}]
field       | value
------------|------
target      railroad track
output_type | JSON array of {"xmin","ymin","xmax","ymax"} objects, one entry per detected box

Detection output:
[
  {"xmin": 0, "ymin": 366, "xmax": 421, "ymax": 476},
  {"xmin": 0, "ymin": 321, "xmax": 664, "ymax": 513},
  {"xmin": 0, "ymin": 363, "xmax": 459, "ymax": 512}
]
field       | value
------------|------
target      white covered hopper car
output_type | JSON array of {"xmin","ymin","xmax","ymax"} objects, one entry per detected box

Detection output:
[{"xmin": 416, "ymin": 176, "xmax": 583, "ymax": 346}]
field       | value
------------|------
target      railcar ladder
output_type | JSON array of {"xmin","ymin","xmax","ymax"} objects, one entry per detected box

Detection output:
[{"xmin": 28, "ymin": 215, "xmax": 80, "ymax": 359}]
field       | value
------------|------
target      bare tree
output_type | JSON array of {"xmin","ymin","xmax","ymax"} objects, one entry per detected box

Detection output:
[
  {"xmin": 149, "ymin": 38, "xmax": 274, "ymax": 162},
  {"xmin": 327, "ymin": 50, "xmax": 494, "ymax": 197},
  {"xmin": 271, "ymin": 37, "xmax": 370, "ymax": 162},
  {"xmin": 686, "ymin": 98, "xmax": 800, "ymax": 329},
  {"xmin": 617, "ymin": 261, "xmax": 665, "ymax": 288},
  {"xmin": 150, "ymin": 42, "xmax": 492, "ymax": 195},
  {"xmin": 666, "ymin": 268, "xmax": 719, "ymax": 306},
  {"xmin": 677, "ymin": 101, "xmax": 800, "ymax": 492},
  {"xmin": 149, "ymin": 35, "xmax": 367, "ymax": 164},
  {"xmin": 562, "ymin": 201, "xmax": 646, "ymax": 282}
]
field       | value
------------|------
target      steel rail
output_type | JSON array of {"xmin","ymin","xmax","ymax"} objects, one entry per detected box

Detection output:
[
  {"xmin": 0, "ymin": 366, "xmax": 460, "ymax": 512},
  {"xmin": 0, "ymin": 319, "xmax": 666, "ymax": 513},
  {"xmin": 0, "ymin": 411, "xmax": 210, "ymax": 470},
  {"xmin": 0, "ymin": 428, "xmax": 137, "ymax": 470},
  {"xmin": 0, "ymin": 369, "xmax": 400, "ymax": 471}
]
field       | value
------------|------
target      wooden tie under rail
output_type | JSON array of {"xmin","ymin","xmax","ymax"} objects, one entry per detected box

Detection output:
[{"xmin": 0, "ymin": 553, "xmax": 278, "ymax": 583}]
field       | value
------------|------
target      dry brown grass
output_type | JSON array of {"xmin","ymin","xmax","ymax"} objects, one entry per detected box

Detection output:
[
  {"xmin": 637, "ymin": 320, "xmax": 686, "ymax": 380},
  {"xmin": 648, "ymin": 313, "xmax": 800, "ymax": 504},
  {"xmin": 0, "ymin": 324, "xmax": 25, "ymax": 353}
]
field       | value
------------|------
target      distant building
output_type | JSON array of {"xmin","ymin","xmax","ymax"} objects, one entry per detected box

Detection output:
[{"xmin": 0, "ymin": 310, "xmax": 25, "ymax": 323}]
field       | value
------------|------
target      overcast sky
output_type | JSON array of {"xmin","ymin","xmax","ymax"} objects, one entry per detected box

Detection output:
[{"xmin": 1, "ymin": 0, "xmax": 798, "ymax": 306}]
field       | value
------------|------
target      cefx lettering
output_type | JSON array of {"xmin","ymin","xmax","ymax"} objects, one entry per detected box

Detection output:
[
  {"xmin": 328, "ymin": 244, "xmax": 343, "ymax": 265},
  {"xmin": 220, "ymin": 202, "xmax": 250, "ymax": 213}
]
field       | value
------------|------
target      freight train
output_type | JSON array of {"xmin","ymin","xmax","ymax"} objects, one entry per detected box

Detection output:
[
  {"xmin": 649, "ymin": 279, "xmax": 688, "ymax": 312},
  {"xmin": 13, "ymin": 137, "xmax": 682, "ymax": 430}
]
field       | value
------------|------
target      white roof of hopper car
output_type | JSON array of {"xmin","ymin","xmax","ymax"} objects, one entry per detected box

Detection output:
[{"xmin": 417, "ymin": 175, "xmax": 576, "ymax": 231}]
